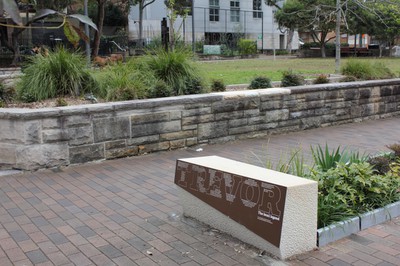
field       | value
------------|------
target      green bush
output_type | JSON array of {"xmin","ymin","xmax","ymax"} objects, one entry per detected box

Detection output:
[
  {"xmin": 248, "ymin": 76, "xmax": 272, "ymax": 89},
  {"xmin": 238, "ymin": 39, "xmax": 257, "ymax": 55},
  {"xmin": 313, "ymin": 74, "xmax": 330, "ymax": 84},
  {"xmin": 0, "ymin": 83, "xmax": 15, "ymax": 103},
  {"xmin": 141, "ymin": 48, "xmax": 204, "ymax": 95},
  {"xmin": 94, "ymin": 60, "xmax": 149, "ymax": 101},
  {"xmin": 17, "ymin": 47, "xmax": 98, "ymax": 101},
  {"xmin": 211, "ymin": 79, "xmax": 226, "ymax": 92},
  {"xmin": 147, "ymin": 80, "xmax": 172, "ymax": 98},
  {"xmin": 309, "ymin": 162, "xmax": 400, "ymax": 227},
  {"xmin": 281, "ymin": 70, "xmax": 305, "ymax": 87},
  {"xmin": 275, "ymin": 50, "xmax": 289, "ymax": 56},
  {"xmin": 341, "ymin": 60, "xmax": 395, "ymax": 80}
]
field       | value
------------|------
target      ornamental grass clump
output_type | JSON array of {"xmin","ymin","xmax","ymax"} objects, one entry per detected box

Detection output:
[
  {"xmin": 17, "ymin": 47, "xmax": 98, "ymax": 101},
  {"xmin": 142, "ymin": 47, "xmax": 205, "ymax": 96}
]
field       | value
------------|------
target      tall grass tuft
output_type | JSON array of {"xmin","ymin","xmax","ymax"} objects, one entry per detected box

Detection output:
[
  {"xmin": 94, "ymin": 60, "xmax": 151, "ymax": 101},
  {"xmin": 341, "ymin": 60, "xmax": 395, "ymax": 80},
  {"xmin": 18, "ymin": 47, "xmax": 97, "ymax": 101},
  {"xmin": 141, "ymin": 47, "xmax": 204, "ymax": 95}
]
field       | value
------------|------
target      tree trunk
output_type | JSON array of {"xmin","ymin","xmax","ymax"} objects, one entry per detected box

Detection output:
[
  {"xmin": 286, "ymin": 29, "xmax": 294, "ymax": 53},
  {"xmin": 321, "ymin": 44, "xmax": 326, "ymax": 58},
  {"xmin": 93, "ymin": 0, "xmax": 106, "ymax": 57},
  {"xmin": 138, "ymin": 1, "xmax": 144, "ymax": 48}
]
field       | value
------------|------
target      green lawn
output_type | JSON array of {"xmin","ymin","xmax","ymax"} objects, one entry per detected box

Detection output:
[{"xmin": 196, "ymin": 57, "xmax": 400, "ymax": 85}]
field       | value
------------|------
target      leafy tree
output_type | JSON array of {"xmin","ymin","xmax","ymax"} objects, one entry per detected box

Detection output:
[
  {"xmin": 272, "ymin": 0, "xmax": 304, "ymax": 52},
  {"xmin": 131, "ymin": 0, "xmax": 156, "ymax": 48},
  {"xmin": 0, "ymin": 0, "xmax": 97, "ymax": 65},
  {"xmin": 367, "ymin": 1, "xmax": 400, "ymax": 56},
  {"xmin": 275, "ymin": 0, "xmax": 336, "ymax": 57}
]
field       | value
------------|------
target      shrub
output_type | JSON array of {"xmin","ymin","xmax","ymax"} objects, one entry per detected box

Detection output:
[
  {"xmin": 142, "ymin": 48, "xmax": 204, "ymax": 95},
  {"xmin": 0, "ymin": 83, "xmax": 15, "ymax": 103},
  {"xmin": 341, "ymin": 60, "xmax": 395, "ymax": 80},
  {"xmin": 184, "ymin": 77, "xmax": 205, "ymax": 95},
  {"xmin": 368, "ymin": 154, "xmax": 393, "ymax": 175},
  {"xmin": 17, "ymin": 47, "xmax": 98, "ymax": 101},
  {"xmin": 281, "ymin": 70, "xmax": 305, "ymax": 87},
  {"xmin": 238, "ymin": 39, "xmax": 257, "ymax": 55},
  {"xmin": 275, "ymin": 50, "xmax": 289, "ymax": 56},
  {"xmin": 211, "ymin": 79, "xmax": 226, "ymax": 92},
  {"xmin": 341, "ymin": 60, "xmax": 374, "ymax": 80},
  {"xmin": 313, "ymin": 74, "xmax": 330, "ymax": 84},
  {"xmin": 309, "ymin": 162, "xmax": 400, "ymax": 227},
  {"xmin": 96, "ymin": 62, "xmax": 149, "ymax": 101},
  {"xmin": 387, "ymin": 143, "xmax": 400, "ymax": 157},
  {"xmin": 147, "ymin": 80, "xmax": 172, "ymax": 98},
  {"xmin": 248, "ymin": 76, "xmax": 272, "ymax": 89}
]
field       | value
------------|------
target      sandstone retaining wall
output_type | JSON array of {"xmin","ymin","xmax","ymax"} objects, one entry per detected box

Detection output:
[{"xmin": 1, "ymin": 79, "xmax": 400, "ymax": 170}]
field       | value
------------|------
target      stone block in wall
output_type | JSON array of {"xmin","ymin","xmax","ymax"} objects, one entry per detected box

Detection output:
[
  {"xmin": 243, "ymin": 109, "xmax": 260, "ymax": 118},
  {"xmin": 128, "ymin": 135, "xmax": 159, "ymax": 145},
  {"xmin": 42, "ymin": 129, "xmax": 68, "ymax": 143},
  {"xmin": 182, "ymin": 114, "xmax": 214, "ymax": 126},
  {"xmin": 0, "ymin": 120, "xmax": 25, "ymax": 144},
  {"xmin": 380, "ymin": 86, "xmax": 392, "ymax": 97},
  {"xmin": 305, "ymin": 92, "xmax": 325, "ymax": 102},
  {"xmin": 229, "ymin": 125, "xmax": 259, "ymax": 135},
  {"xmin": 93, "ymin": 117, "xmax": 130, "ymax": 142},
  {"xmin": 16, "ymin": 143, "xmax": 69, "ymax": 170},
  {"xmin": 105, "ymin": 140, "xmax": 126, "ymax": 149},
  {"xmin": 0, "ymin": 144, "xmax": 16, "ymax": 166},
  {"xmin": 248, "ymin": 116, "xmax": 265, "ymax": 125},
  {"xmin": 212, "ymin": 99, "xmax": 259, "ymax": 113},
  {"xmin": 359, "ymin": 88, "xmax": 371, "ymax": 99},
  {"xmin": 229, "ymin": 118, "xmax": 248, "ymax": 128},
  {"xmin": 260, "ymin": 100, "xmax": 283, "ymax": 111},
  {"xmin": 198, "ymin": 121, "xmax": 229, "ymax": 141},
  {"xmin": 131, "ymin": 120, "xmax": 181, "ymax": 138},
  {"xmin": 170, "ymin": 139, "xmax": 186, "ymax": 149},
  {"xmin": 360, "ymin": 103, "xmax": 375, "ymax": 117},
  {"xmin": 343, "ymin": 89, "xmax": 359, "ymax": 100},
  {"xmin": 138, "ymin": 141, "xmax": 170, "ymax": 154},
  {"xmin": 186, "ymin": 137, "xmax": 198, "ymax": 146},
  {"xmin": 70, "ymin": 144, "xmax": 105, "ymax": 164},
  {"xmin": 105, "ymin": 146, "xmax": 138, "ymax": 159},
  {"xmin": 182, "ymin": 107, "xmax": 212, "ymax": 117},
  {"xmin": 67, "ymin": 126, "xmax": 93, "ymax": 146},
  {"xmin": 208, "ymin": 135, "xmax": 236, "ymax": 144},
  {"xmin": 385, "ymin": 103, "xmax": 398, "ymax": 113},
  {"xmin": 351, "ymin": 106, "xmax": 362, "ymax": 117},
  {"xmin": 131, "ymin": 111, "xmax": 181, "ymax": 124},
  {"xmin": 160, "ymin": 131, "xmax": 194, "ymax": 141},
  {"xmin": 215, "ymin": 111, "xmax": 244, "ymax": 121},
  {"xmin": 42, "ymin": 118, "xmax": 63, "ymax": 129},
  {"xmin": 265, "ymin": 109, "xmax": 289, "ymax": 122},
  {"xmin": 301, "ymin": 117, "xmax": 322, "ymax": 129},
  {"xmin": 325, "ymin": 90, "xmax": 339, "ymax": 99},
  {"xmin": 64, "ymin": 115, "xmax": 91, "ymax": 127}
]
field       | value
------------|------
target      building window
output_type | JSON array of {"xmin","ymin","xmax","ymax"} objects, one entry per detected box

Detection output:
[
  {"xmin": 253, "ymin": 0, "xmax": 262, "ymax": 18},
  {"xmin": 230, "ymin": 0, "xmax": 240, "ymax": 22},
  {"xmin": 209, "ymin": 0, "xmax": 219, "ymax": 22}
]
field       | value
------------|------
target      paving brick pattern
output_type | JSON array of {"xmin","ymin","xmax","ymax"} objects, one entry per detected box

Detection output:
[{"xmin": 1, "ymin": 117, "xmax": 400, "ymax": 265}]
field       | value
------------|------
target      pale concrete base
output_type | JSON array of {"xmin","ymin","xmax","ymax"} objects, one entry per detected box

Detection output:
[{"xmin": 177, "ymin": 181, "xmax": 317, "ymax": 259}]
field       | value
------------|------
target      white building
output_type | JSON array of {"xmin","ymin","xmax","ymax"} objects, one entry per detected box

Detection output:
[{"xmin": 128, "ymin": 0, "xmax": 300, "ymax": 51}]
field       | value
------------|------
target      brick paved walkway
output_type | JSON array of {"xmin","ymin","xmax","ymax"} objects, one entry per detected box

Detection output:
[{"xmin": 1, "ymin": 117, "xmax": 400, "ymax": 265}]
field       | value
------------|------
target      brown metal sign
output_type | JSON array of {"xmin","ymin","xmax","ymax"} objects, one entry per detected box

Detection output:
[{"xmin": 175, "ymin": 159, "xmax": 287, "ymax": 248}]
